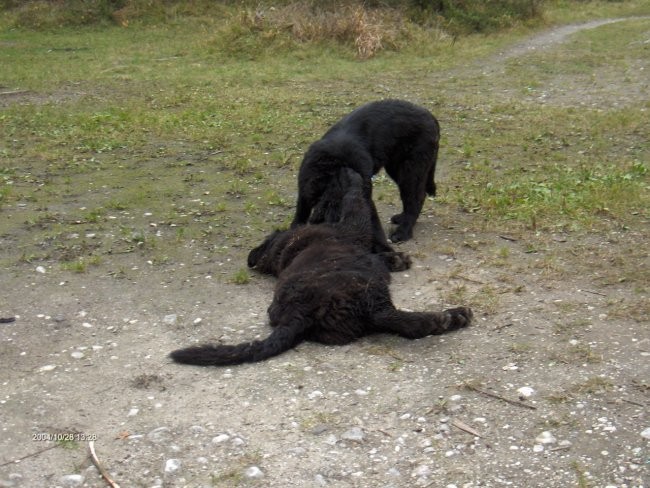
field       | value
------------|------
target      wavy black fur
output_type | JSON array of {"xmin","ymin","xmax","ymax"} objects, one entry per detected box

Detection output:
[
  {"xmin": 292, "ymin": 99, "xmax": 440, "ymax": 246},
  {"xmin": 170, "ymin": 169, "xmax": 471, "ymax": 367}
]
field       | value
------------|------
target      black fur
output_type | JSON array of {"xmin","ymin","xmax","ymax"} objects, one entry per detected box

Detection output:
[
  {"xmin": 170, "ymin": 169, "xmax": 471, "ymax": 367},
  {"xmin": 292, "ymin": 99, "xmax": 440, "ymax": 245}
]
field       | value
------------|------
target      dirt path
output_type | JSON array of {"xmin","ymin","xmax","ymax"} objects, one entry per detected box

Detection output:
[{"xmin": 1, "ymin": 18, "xmax": 648, "ymax": 488}]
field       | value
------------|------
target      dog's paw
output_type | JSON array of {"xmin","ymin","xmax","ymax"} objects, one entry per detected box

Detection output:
[
  {"xmin": 391, "ymin": 213, "xmax": 405, "ymax": 225},
  {"xmin": 387, "ymin": 252, "xmax": 412, "ymax": 272},
  {"xmin": 444, "ymin": 307, "xmax": 473, "ymax": 329},
  {"xmin": 389, "ymin": 226, "xmax": 412, "ymax": 243}
]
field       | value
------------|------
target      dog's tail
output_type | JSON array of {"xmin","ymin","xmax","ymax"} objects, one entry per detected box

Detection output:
[{"xmin": 170, "ymin": 322, "xmax": 304, "ymax": 367}]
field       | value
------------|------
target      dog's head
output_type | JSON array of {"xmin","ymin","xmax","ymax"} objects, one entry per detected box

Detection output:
[{"xmin": 247, "ymin": 229, "xmax": 289, "ymax": 275}]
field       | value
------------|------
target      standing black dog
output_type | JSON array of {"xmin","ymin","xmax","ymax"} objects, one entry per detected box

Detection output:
[
  {"xmin": 292, "ymin": 99, "xmax": 440, "ymax": 247},
  {"xmin": 170, "ymin": 169, "xmax": 471, "ymax": 367}
]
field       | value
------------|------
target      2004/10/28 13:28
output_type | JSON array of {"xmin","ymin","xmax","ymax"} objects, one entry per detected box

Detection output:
[{"xmin": 32, "ymin": 432, "xmax": 98, "ymax": 442}]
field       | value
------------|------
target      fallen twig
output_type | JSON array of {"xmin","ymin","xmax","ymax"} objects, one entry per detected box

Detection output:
[
  {"xmin": 550, "ymin": 445, "xmax": 572, "ymax": 452},
  {"xmin": 0, "ymin": 90, "xmax": 30, "ymax": 96},
  {"xmin": 457, "ymin": 274, "xmax": 486, "ymax": 284},
  {"xmin": 0, "ymin": 444, "xmax": 58, "ymax": 467},
  {"xmin": 451, "ymin": 418, "xmax": 483, "ymax": 438},
  {"xmin": 464, "ymin": 384, "xmax": 537, "ymax": 410},
  {"xmin": 621, "ymin": 398, "xmax": 645, "ymax": 407},
  {"xmin": 498, "ymin": 235, "xmax": 517, "ymax": 242},
  {"xmin": 581, "ymin": 289, "xmax": 607, "ymax": 297},
  {"xmin": 492, "ymin": 322, "xmax": 514, "ymax": 332},
  {"xmin": 88, "ymin": 441, "xmax": 121, "ymax": 488}
]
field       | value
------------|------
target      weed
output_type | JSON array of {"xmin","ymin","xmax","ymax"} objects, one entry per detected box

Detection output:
[
  {"xmin": 575, "ymin": 376, "xmax": 613, "ymax": 395},
  {"xmin": 508, "ymin": 342, "xmax": 532, "ymax": 355},
  {"xmin": 230, "ymin": 268, "xmax": 250, "ymax": 285},
  {"xmin": 571, "ymin": 460, "xmax": 591, "ymax": 488},
  {"xmin": 60, "ymin": 255, "xmax": 101, "ymax": 273}
]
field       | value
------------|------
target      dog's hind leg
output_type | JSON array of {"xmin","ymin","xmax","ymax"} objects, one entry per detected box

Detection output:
[
  {"xmin": 425, "ymin": 143, "xmax": 438, "ymax": 197},
  {"xmin": 372, "ymin": 307, "xmax": 472, "ymax": 339}
]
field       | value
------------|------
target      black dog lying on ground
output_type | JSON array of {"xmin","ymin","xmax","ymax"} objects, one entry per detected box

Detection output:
[
  {"xmin": 292, "ymin": 99, "xmax": 440, "ymax": 248},
  {"xmin": 170, "ymin": 169, "xmax": 471, "ymax": 367}
]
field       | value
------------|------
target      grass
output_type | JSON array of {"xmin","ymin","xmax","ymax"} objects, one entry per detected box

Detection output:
[{"xmin": 0, "ymin": 2, "xmax": 648, "ymax": 279}]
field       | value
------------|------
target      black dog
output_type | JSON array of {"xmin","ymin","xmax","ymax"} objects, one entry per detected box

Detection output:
[
  {"xmin": 292, "ymin": 99, "xmax": 440, "ymax": 246},
  {"xmin": 170, "ymin": 169, "xmax": 471, "ymax": 367}
]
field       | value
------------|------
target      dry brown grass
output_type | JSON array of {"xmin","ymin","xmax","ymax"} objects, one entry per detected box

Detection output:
[{"xmin": 255, "ymin": 2, "xmax": 415, "ymax": 59}]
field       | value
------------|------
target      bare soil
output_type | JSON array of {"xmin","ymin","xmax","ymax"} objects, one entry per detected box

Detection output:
[{"xmin": 1, "ymin": 19, "xmax": 648, "ymax": 488}]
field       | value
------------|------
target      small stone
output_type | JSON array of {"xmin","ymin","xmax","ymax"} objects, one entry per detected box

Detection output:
[
  {"xmin": 212, "ymin": 434, "xmax": 230, "ymax": 444},
  {"xmin": 38, "ymin": 364, "xmax": 57, "ymax": 372},
  {"xmin": 36, "ymin": 266, "xmax": 46, "ymax": 274},
  {"xmin": 412, "ymin": 464, "xmax": 431, "ymax": 477},
  {"xmin": 323, "ymin": 434, "xmax": 338, "ymax": 445},
  {"xmin": 640, "ymin": 427, "xmax": 650, "ymax": 440},
  {"xmin": 164, "ymin": 458, "xmax": 181, "ymax": 474},
  {"xmin": 163, "ymin": 314, "xmax": 177, "ymax": 325},
  {"xmin": 244, "ymin": 466, "xmax": 264, "ymax": 479},
  {"xmin": 127, "ymin": 408, "xmax": 139, "ymax": 417},
  {"xmin": 308, "ymin": 390, "xmax": 323, "ymax": 400},
  {"xmin": 533, "ymin": 444, "xmax": 544, "ymax": 453},
  {"xmin": 341, "ymin": 427, "xmax": 365, "ymax": 443},
  {"xmin": 60, "ymin": 474, "xmax": 84, "ymax": 486},
  {"xmin": 70, "ymin": 351, "xmax": 84, "ymax": 359},
  {"xmin": 517, "ymin": 386, "xmax": 535, "ymax": 399},
  {"xmin": 310, "ymin": 424, "xmax": 329, "ymax": 435},
  {"xmin": 231, "ymin": 437, "xmax": 246, "ymax": 447},
  {"xmin": 147, "ymin": 427, "xmax": 172, "ymax": 444},
  {"xmin": 314, "ymin": 474, "xmax": 327, "ymax": 486},
  {"xmin": 535, "ymin": 431, "xmax": 557, "ymax": 445},
  {"xmin": 193, "ymin": 318, "xmax": 202, "ymax": 325}
]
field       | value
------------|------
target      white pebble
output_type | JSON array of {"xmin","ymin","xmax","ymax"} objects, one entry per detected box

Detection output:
[
  {"xmin": 640, "ymin": 427, "xmax": 650, "ymax": 440},
  {"xmin": 70, "ymin": 351, "xmax": 85, "ymax": 359},
  {"xmin": 535, "ymin": 431, "xmax": 557, "ymax": 445},
  {"xmin": 517, "ymin": 386, "xmax": 535, "ymax": 398},
  {"xmin": 308, "ymin": 390, "xmax": 324, "ymax": 400},
  {"xmin": 244, "ymin": 466, "xmax": 264, "ymax": 479},
  {"xmin": 163, "ymin": 314, "xmax": 177, "ymax": 325},
  {"xmin": 412, "ymin": 465, "xmax": 431, "ymax": 477},
  {"xmin": 341, "ymin": 427, "xmax": 365, "ymax": 443},
  {"xmin": 127, "ymin": 408, "xmax": 139, "ymax": 417},
  {"xmin": 212, "ymin": 434, "xmax": 230, "ymax": 444},
  {"xmin": 39, "ymin": 364, "xmax": 57, "ymax": 372},
  {"xmin": 164, "ymin": 458, "xmax": 181, "ymax": 474},
  {"xmin": 60, "ymin": 474, "xmax": 84, "ymax": 486},
  {"xmin": 36, "ymin": 266, "xmax": 46, "ymax": 274}
]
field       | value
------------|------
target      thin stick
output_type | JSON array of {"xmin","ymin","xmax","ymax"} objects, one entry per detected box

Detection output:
[
  {"xmin": 0, "ymin": 90, "xmax": 30, "ymax": 96},
  {"xmin": 451, "ymin": 419, "xmax": 483, "ymax": 438},
  {"xmin": 88, "ymin": 441, "xmax": 121, "ymax": 488},
  {"xmin": 0, "ymin": 445, "xmax": 58, "ymax": 467},
  {"xmin": 465, "ymin": 384, "xmax": 537, "ymax": 410},
  {"xmin": 581, "ymin": 289, "xmax": 607, "ymax": 297},
  {"xmin": 621, "ymin": 398, "xmax": 645, "ymax": 407}
]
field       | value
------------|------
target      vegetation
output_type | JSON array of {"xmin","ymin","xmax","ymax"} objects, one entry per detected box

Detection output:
[{"xmin": 0, "ymin": 1, "xmax": 648, "ymax": 281}]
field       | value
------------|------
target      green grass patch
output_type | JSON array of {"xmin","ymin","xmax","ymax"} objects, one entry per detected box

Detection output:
[{"xmin": 0, "ymin": 1, "xmax": 648, "ymax": 274}]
